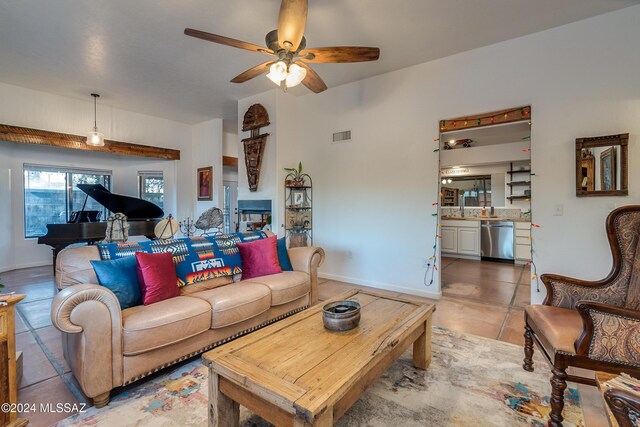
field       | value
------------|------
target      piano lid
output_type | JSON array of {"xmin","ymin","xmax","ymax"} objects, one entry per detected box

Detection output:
[{"xmin": 76, "ymin": 184, "xmax": 164, "ymax": 219}]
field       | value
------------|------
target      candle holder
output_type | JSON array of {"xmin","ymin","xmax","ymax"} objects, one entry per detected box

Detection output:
[{"xmin": 179, "ymin": 217, "xmax": 196, "ymax": 237}]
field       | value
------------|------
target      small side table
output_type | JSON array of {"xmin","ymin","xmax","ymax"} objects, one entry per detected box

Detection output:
[
  {"xmin": 1, "ymin": 294, "xmax": 28, "ymax": 427},
  {"xmin": 596, "ymin": 371, "xmax": 640, "ymax": 427}
]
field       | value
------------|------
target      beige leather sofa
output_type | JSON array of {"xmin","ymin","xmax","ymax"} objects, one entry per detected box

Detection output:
[{"xmin": 50, "ymin": 243, "xmax": 324, "ymax": 407}]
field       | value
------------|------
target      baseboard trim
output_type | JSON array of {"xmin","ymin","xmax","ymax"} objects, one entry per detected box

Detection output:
[
  {"xmin": 0, "ymin": 260, "xmax": 52, "ymax": 273},
  {"xmin": 318, "ymin": 272, "xmax": 442, "ymax": 300}
]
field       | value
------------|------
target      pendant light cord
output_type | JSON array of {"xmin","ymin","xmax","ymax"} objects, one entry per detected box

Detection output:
[{"xmin": 91, "ymin": 93, "xmax": 99, "ymax": 131}]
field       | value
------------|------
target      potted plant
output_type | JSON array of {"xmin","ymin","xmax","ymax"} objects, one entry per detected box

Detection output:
[{"xmin": 284, "ymin": 162, "xmax": 305, "ymax": 187}]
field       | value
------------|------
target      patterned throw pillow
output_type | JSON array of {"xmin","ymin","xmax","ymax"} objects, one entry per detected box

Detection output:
[{"xmin": 97, "ymin": 231, "xmax": 267, "ymax": 287}]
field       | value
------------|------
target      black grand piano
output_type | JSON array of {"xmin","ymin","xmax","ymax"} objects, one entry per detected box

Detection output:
[{"xmin": 38, "ymin": 184, "xmax": 164, "ymax": 270}]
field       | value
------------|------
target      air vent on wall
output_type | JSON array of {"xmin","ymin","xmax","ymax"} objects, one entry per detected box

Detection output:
[{"xmin": 332, "ymin": 130, "xmax": 351, "ymax": 143}]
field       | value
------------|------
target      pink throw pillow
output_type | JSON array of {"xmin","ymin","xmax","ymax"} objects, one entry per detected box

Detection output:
[
  {"xmin": 237, "ymin": 235, "xmax": 283, "ymax": 280},
  {"xmin": 135, "ymin": 252, "xmax": 180, "ymax": 305}
]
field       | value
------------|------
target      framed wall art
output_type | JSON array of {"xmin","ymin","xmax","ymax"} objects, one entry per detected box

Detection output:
[
  {"xmin": 291, "ymin": 189, "xmax": 306, "ymax": 207},
  {"xmin": 197, "ymin": 166, "xmax": 213, "ymax": 201}
]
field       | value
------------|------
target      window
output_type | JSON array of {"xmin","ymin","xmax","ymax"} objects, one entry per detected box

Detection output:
[
  {"xmin": 447, "ymin": 175, "xmax": 492, "ymax": 207},
  {"xmin": 138, "ymin": 171, "xmax": 164, "ymax": 210},
  {"xmin": 23, "ymin": 165, "xmax": 111, "ymax": 238}
]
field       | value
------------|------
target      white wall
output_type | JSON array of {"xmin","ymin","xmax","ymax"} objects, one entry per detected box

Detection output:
[
  {"xmin": 222, "ymin": 131, "xmax": 239, "ymax": 158},
  {"xmin": 0, "ymin": 82, "xmax": 192, "ymax": 271},
  {"xmin": 287, "ymin": 5, "xmax": 640, "ymax": 301},
  {"xmin": 191, "ymin": 119, "xmax": 224, "ymax": 218}
]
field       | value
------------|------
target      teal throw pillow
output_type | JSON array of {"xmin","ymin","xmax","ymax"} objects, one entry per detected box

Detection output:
[
  {"xmin": 277, "ymin": 237, "xmax": 294, "ymax": 271},
  {"xmin": 90, "ymin": 256, "xmax": 142, "ymax": 309}
]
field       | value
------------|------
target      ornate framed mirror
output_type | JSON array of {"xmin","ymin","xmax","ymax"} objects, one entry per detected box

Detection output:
[{"xmin": 576, "ymin": 133, "xmax": 628, "ymax": 197}]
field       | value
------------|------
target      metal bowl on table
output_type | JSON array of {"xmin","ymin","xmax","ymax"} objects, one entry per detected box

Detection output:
[{"xmin": 322, "ymin": 300, "xmax": 361, "ymax": 331}]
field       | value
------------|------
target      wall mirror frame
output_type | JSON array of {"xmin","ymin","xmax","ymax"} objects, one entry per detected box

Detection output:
[{"xmin": 575, "ymin": 133, "xmax": 628, "ymax": 197}]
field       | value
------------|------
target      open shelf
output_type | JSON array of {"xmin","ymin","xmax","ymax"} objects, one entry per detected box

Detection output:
[
  {"xmin": 506, "ymin": 169, "xmax": 531, "ymax": 175},
  {"xmin": 507, "ymin": 181, "xmax": 531, "ymax": 186},
  {"xmin": 507, "ymin": 195, "xmax": 530, "ymax": 200}
]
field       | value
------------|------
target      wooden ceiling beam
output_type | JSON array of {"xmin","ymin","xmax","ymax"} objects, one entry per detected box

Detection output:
[
  {"xmin": 0, "ymin": 123, "xmax": 180, "ymax": 160},
  {"xmin": 223, "ymin": 156, "xmax": 238, "ymax": 167}
]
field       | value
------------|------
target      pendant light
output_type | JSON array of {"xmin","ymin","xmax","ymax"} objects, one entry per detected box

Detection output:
[{"xmin": 86, "ymin": 93, "xmax": 105, "ymax": 147}]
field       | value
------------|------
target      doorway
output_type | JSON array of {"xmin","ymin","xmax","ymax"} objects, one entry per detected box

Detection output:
[
  {"xmin": 438, "ymin": 107, "xmax": 532, "ymax": 310},
  {"xmin": 223, "ymin": 180, "xmax": 238, "ymax": 233}
]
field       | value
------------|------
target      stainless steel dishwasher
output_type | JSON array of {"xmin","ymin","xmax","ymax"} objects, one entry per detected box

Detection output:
[{"xmin": 480, "ymin": 220, "xmax": 514, "ymax": 262}]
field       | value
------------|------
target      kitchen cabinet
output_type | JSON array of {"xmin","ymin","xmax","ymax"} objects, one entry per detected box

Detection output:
[
  {"xmin": 441, "ymin": 220, "xmax": 480, "ymax": 257},
  {"xmin": 515, "ymin": 221, "xmax": 532, "ymax": 262},
  {"xmin": 441, "ymin": 227, "xmax": 457, "ymax": 253},
  {"xmin": 458, "ymin": 228, "xmax": 480, "ymax": 255}
]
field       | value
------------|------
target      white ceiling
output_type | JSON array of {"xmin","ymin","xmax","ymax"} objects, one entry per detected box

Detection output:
[{"xmin": 0, "ymin": 0, "xmax": 637, "ymax": 131}]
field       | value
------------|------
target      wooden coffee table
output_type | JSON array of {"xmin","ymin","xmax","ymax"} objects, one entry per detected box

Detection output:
[{"xmin": 203, "ymin": 289, "xmax": 436, "ymax": 427}]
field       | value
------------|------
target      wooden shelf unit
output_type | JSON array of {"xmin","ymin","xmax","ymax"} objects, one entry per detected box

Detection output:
[
  {"xmin": 507, "ymin": 163, "xmax": 531, "ymax": 204},
  {"xmin": 441, "ymin": 187, "xmax": 459, "ymax": 207},
  {"xmin": 284, "ymin": 174, "xmax": 313, "ymax": 248}
]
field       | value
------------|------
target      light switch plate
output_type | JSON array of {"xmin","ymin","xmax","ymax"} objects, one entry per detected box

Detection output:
[{"xmin": 553, "ymin": 204, "xmax": 564, "ymax": 216}]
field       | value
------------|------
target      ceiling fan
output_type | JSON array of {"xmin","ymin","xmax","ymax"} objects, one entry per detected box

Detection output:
[{"xmin": 184, "ymin": 0, "xmax": 380, "ymax": 93}]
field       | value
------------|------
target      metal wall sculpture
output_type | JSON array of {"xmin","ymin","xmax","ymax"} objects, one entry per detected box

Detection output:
[{"xmin": 242, "ymin": 104, "xmax": 270, "ymax": 192}]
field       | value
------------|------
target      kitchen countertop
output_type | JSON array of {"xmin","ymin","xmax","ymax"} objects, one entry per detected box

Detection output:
[{"xmin": 441, "ymin": 216, "xmax": 531, "ymax": 223}]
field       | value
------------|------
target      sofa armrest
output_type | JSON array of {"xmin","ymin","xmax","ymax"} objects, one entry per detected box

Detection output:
[
  {"xmin": 575, "ymin": 301, "xmax": 640, "ymax": 367},
  {"xmin": 288, "ymin": 246, "xmax": 325, "ymax": 306},
  {"xmin": 51, "ymin": 284, "xmax": 124, "ymax": 398}
]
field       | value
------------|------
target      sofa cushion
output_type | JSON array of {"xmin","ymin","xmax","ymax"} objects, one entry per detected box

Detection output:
[
  {"xmin": 189, "ymin": 283, "xmax": 271, "ymax": 329},
  {"xmin": 525, "ymin": 305, "xmax": 583, "ymax": 354},
  {"xmin": 244, "ymin": 271, "xmax": 310, "ymax": 306},
  {"xmin": 122, "ymin": 296, "xmax": 211, "ymax": 356},
  {"xmin": 179, "ymin": 276, "xmax": 233, "ymax": 295}
]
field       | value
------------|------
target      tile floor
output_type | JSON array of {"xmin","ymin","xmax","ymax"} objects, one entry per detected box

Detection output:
[{"xmin": 2, "ymin": 259, "xmax": 608, "ymax": 426}]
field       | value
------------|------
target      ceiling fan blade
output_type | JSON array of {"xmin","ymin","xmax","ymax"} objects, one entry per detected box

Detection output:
[
  {"xmin": 277, "ymin": 0, "xmax": 307, "ymax": 51},
  {"xmin": 184, "ymin": 28, "xmax": 274, "ymax": 55},
  {"xmin": 230, "ymin": 61, "xmax": 275, "ymax": 83},
  {"xmin": 299, "ymin": 47, "xmax": 380, "ymax": 63},
  {"xmin": 298, "ymin": 62, "xmax": 327, "ymax": 93}
]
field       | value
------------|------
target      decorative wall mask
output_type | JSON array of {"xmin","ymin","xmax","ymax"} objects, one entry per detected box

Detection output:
[{"xmin": 242, "ymin": 104, "xmax": 270, "ymax": 192}]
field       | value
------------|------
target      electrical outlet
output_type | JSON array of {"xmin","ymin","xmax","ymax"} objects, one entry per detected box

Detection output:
[
  {"xmin": 347, "ymin": 251, "xmax": 353, "ymax": 259},
  {"xmin": 553, "ymin": 204, "xmax": 563, "ymax": 216}
]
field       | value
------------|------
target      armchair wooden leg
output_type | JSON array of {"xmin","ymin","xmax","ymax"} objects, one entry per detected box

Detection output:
[
  {"xmin": 523, "ymin": 324, "xmax": 534, "ymax": 372},
  {"xmin": 548, "ymin": 363, "xmax": 568, "ymax": 427}
]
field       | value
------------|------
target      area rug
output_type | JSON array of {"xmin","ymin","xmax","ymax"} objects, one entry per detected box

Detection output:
[{"xmin": 54, "ymin": 327, "xmax": 583, "ymax": 427}]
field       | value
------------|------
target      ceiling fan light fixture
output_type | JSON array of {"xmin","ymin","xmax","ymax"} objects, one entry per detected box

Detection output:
[
  {"xmin": 266, "ymin": 61, "xmax": 288, "ymax": 84},
  {"xmin": 285, "ymin": 63, "xmax": 307, "ymax": 88},
  {"xmin": 86, "ymin": 93, "xmax": 105, "ymax": 147}
]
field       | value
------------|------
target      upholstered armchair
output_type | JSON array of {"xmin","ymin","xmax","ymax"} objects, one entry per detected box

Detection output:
[{"xmin": 523, "ymin": 205, "xmax": 640, "ymax": 427}]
